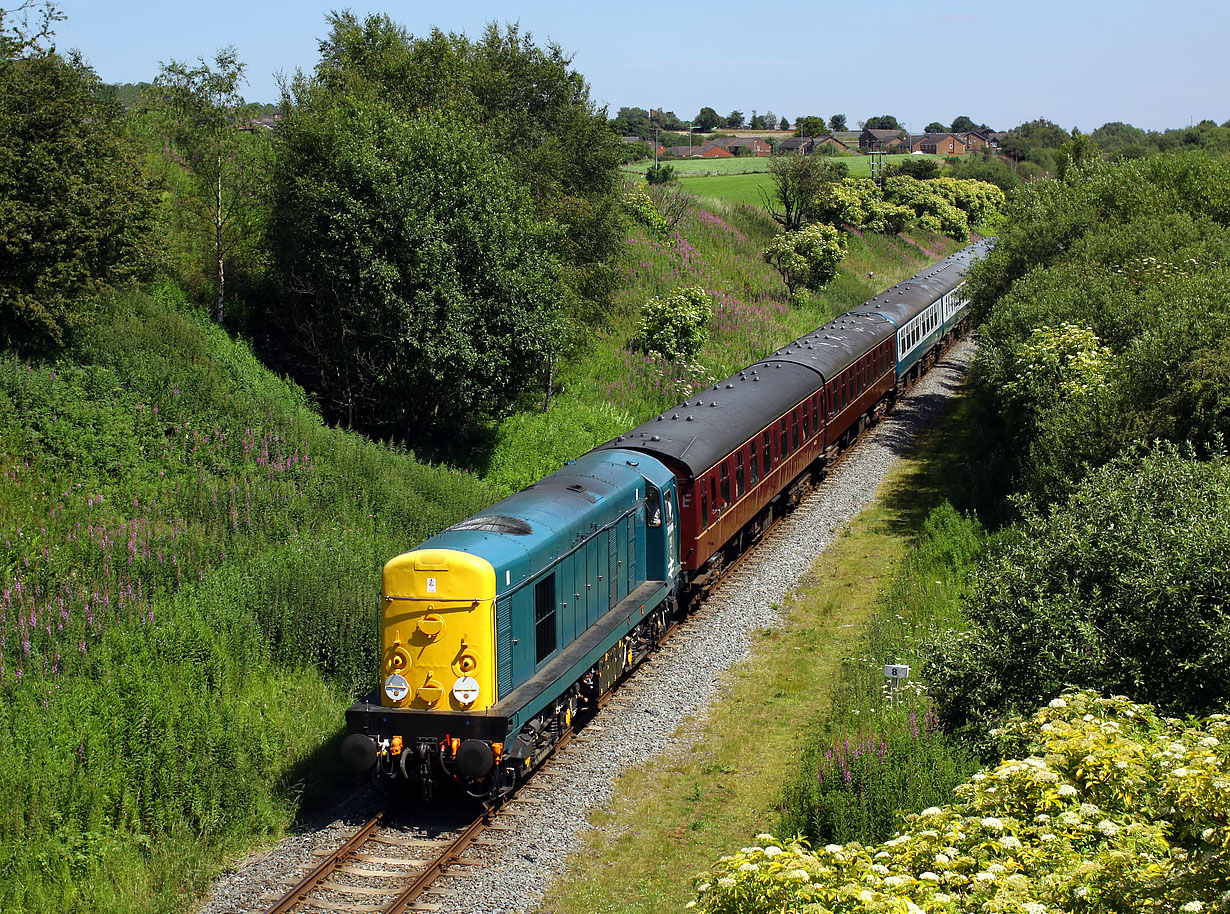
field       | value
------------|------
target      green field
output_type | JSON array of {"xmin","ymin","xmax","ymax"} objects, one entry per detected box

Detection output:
[
  {"xmin": 622, "ymin": 153, "xmax": 945, "ymax": 180},
  {"xmin": 627, "ymin": 155, "xmax": 950, "ymax": 207}
]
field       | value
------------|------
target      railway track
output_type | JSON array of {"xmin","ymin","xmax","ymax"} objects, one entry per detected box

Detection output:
[{"xmin": 262, "ymin": 733, "xmax": 575, "ymax": 914}]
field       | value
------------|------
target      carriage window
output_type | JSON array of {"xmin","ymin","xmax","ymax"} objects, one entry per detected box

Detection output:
[
  {"xmin": 646, "ymin": 483, "xmax": 662, "ymax": 527},
  {"xmin": 750, "ymin": 440, "xmax": 760, "ymax": 485},
  {"xmin": 535, "ymin": 574, "xmax": 556, "ymax": 663},
  {"xmin": 764, "ymin": 430, "xmax": 773, "ymax": 466},
  {"xmin": 802, "ymin": 405, "xmax": 810, "ymax": 439},
  {"xmin": 780, "ymin": 417, "xmax": 789, "ymax": 457},
  {"xmin": 719, "ymin": 463, "xmax": 731, "ymax": 506},
  {"xmin": 791, "ymin": 413, "xmax": 799, "ymax": 450},
  {"xmin": 710, "ymin": 475, "xmax": 718, "ymax": 512},
  {"xmin": 735, "ymin": 454, "xmax": 746, "ymax": 497},
  {"xmin": 812, "ymin": 397, "xmax": 820, "ymax": 431},
  {"xmin": 701, "ymin": 487, "xmax": 709, "ymax": 523}
]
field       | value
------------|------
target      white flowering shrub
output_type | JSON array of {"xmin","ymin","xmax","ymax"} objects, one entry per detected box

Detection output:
[
  {"xmin": 1003, "ymin": 323, "xmax": 1114, "ymax": 412},
  {"xmin": 763, "ymin": 223, "xmax": 846, "ymax": 294},
  {"xmin": 691, "ymin": 691, "xmax": 1229, "ymax": 913},
  {"xmin": 630, "ymin": 285, "xmax": 711, "ymax": 360}
]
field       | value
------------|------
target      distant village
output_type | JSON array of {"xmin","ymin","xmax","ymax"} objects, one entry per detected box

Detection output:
[{"xmin": 641, "ymin": 127, "xmax": 1005, "ymax": 159}]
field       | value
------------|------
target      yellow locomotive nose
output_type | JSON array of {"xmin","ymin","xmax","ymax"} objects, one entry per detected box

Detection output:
[{"xmin": 381, "ymin": 550, "xmax": 497, "ymax": 711}]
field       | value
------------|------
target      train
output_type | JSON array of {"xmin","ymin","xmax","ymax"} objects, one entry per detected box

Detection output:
[{"xmin": 340, "ymin": 239, "xmax": 994, "ymax": 800}]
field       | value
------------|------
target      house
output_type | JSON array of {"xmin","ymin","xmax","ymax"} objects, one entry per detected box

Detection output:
[
  {"xmin": 859, "ymin": 128, "xmax": 907, "ymax": 151},
  {"xmin": 814, "ymin": 135, "xmax": 853, "ymax": 153},
  {"xmin": 910, "ymin": 133, "xmax": 969, "ymax": 155},
  {"xmin": 728, "ymin": 137, "xmax": 772, "ymax": 156},
  {"xmin": 776, "ymin": 136, "xmax": 814, "ymax": 155},
  {"xmin": 691, "ymin": 142, "xmax": 734, "ymax": 158}
]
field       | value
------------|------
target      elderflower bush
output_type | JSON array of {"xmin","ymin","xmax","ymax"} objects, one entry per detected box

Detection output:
[
  {"xmin": 691, "ymin": 691, "xmax": 1229, "ymax": 913},
  {"xmin": 763, "ymin": 222, "xmax": 846, "ymax": 294},
  {"xmin": 630, "ymin": 285, "xmax": 711, "ymax": 360},
  {"xmin": 1003, "ymin": 323, "xmax": 1114, "ymax": 412},
  {"xmin": 625, "ymin": 190, "xmax": 671, "ymax": 238}
]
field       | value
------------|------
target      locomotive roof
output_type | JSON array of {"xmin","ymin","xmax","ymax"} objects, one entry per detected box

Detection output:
[{"xmin": 408, "ymin": 449, "xmax": 675, "ymax": 587}]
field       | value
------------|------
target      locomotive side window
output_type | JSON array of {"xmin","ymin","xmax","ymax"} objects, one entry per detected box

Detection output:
[
  {"xmin": 750, "ymin": 440, "xmax": 760, "ymax": 485},
  {"xmin": 535, "ymin": 574, "xmax": 556, "ymax": 664},
  {"xmin": 646, "ymin": 483, "xmax": 662, "ymax": 527}
]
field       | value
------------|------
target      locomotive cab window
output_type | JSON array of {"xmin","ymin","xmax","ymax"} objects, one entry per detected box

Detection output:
[
  {"xmin": 646, "ymin": 483, "xmax": 662, "ymax": 527},
  {"xmin": 535, "ymin": 574, "xmax": 557, "ymax": 664}
]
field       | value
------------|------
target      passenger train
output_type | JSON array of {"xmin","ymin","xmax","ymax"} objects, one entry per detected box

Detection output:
[{"xmin": 341, "ymin": 239, "xmax": 994, "ymax": 799}]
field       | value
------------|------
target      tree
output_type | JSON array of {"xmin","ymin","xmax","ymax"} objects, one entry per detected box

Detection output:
[
  {"xmin": 724, "ymin": 109, "xmax": 744, "ymax": 129},
  {"xmin": 694, "ymin": 106, "xmax": 720, "ymax": 132},
  {"xmin": 763, "ymin": 154, "xmax": 848, "ymax": 231},
  {"xmin": 268, "ymin": 13, "xmax": 612, "ymax": 440},
  {"xmin": 950, "ymin": 115, "xmax": 980, "ymax": 133},
  {"xmin": 151, "ymin": 47, "xmax": 268, "ymax": 323},
  {"xmin": 763, "ymin": 222, "xmax": 846, "ymax": 294},
  {"xmin": 794, "ymin": 115, "xmax": 825, "ymax": 137},
  {"xmin": 748, "ymin": 110, "xmax": 765, "ymax": 130},
  {"xmin": 764, "ymin": 111, "xmax": 778, "ymax": 130},
  {"xmin": 924, "ymin": 121, "xmax": 946, "ymax": 134},
  {"xmin": 828, "ymin": 113, "xmax": 846, "ymax": 132},
  {"xmin": 779, "ymin": 116, "xmax": 790, "ymax": 131},
  {"xmin": 864, "ymin": 114, "xmax": 901, "ymax": 130},
  {"xmin": 0, "ymin": 1, "xmax": 154, "ymax": 350}
]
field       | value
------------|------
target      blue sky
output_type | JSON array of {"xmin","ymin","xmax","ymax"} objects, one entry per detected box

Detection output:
[{"xmin": 56, "ymin": 1, "xmax": 1225, "ymax": 133}]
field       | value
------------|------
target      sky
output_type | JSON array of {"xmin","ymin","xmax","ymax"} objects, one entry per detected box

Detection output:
[{"xmin": 51, "ymin": 1, "xmax": 1227, "ymax": 134}]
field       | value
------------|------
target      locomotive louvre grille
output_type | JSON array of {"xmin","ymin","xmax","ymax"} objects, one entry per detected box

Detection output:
[{"xmin": 447, "ymin": 514, "xmax": 533, "ymax": 535}]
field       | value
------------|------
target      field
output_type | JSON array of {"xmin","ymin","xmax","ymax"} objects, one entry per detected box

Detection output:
[{"xmin": 621, "ymin": 155, "xmax": 949, "ymax": 207}]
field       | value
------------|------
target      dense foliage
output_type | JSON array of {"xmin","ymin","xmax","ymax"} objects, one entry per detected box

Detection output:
[
  {"xmin": 693, "ymin": 691, "xmax": 1230, "ymax": 914},
  {"xmin": 810, "ymin": 177, "xmax": 1004, "ymax": 238},
  {"xmin": 967, "ymin": 152, "xmax": 1230, "ymax": 500},
  {"xmin": 929, "ymin": 446, "xmax": 1230, "ymax": 742},
  {"xmin": 0, "ymin": 7, "xmax": 154, "ymax": 350},
  {"xmin": 631, "ymin": 286, "xmax": 712, "ymax": 360},
  {"xmin": 265, "ymin": 14, "xmax": 626, "ymax": 440}
]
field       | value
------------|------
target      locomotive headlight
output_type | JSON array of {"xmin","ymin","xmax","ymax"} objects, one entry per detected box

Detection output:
[
  {"xmin": 384, "ymin": 672, "xmax": 410, "ymax": 703},
  {"xmin": 452, "ymin": 676, "xmax": 480, "ymax": 705}
]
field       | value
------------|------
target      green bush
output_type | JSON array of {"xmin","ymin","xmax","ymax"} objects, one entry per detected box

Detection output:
[
  {"xmin": 764, "ymin": 223, "xmax": 847, "ymax": 293},
  {"xmin": 927, "ymin": 445, "xmax": 1230, "ymax": 743}
]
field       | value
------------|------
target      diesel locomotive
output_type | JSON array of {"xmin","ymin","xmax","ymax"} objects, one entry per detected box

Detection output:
[{"xmin": 341, "ymin": 239, "xmax": 994, "ymax": 799}]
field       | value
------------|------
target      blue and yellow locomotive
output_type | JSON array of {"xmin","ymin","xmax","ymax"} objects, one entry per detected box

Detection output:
[{"xmin": 342, "ymin": 449, "xmax": 680, "ymax": 798}]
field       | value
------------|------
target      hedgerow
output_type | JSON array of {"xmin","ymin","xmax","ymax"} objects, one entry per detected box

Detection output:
[{"xmin": 691, "ymin": 690, "xmax": 1230, "ymax": 913}]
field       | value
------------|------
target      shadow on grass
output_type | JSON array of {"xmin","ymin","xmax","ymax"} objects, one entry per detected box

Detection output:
[{"xmin": 873, "ymin": 352, "xmax": 1013, "ymax": 537}]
